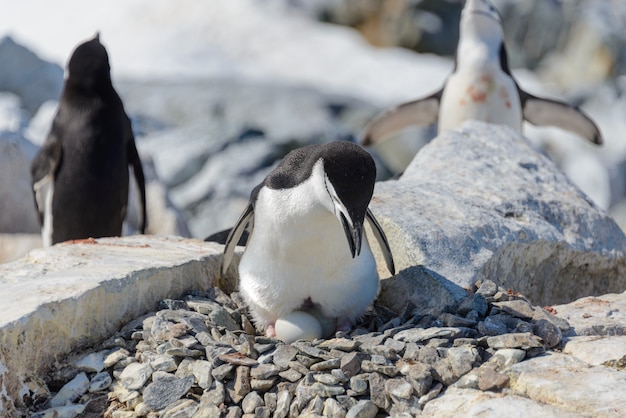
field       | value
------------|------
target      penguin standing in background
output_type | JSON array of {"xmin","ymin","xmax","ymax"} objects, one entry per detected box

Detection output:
[
  {"xmin": 221, "ymin": 141, "xmax": 395, "ymax": 339},
  {"xmin": 361, "ymin": 0, "xmax": 603, "ymax": 147},
  {"xmin": 30, "ymin": 34, "xmax": 147, "ymax": 246}
]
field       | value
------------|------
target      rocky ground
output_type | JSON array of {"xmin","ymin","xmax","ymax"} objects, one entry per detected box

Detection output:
[{"xmin": 27, "ymin": 280, "xmax": 626, "ymax": 418}]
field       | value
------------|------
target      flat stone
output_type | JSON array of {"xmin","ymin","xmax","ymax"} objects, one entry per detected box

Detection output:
[
  {"xmin": 476, "ymin": 280, "xmax": 498, "ymax": 297},
  {"xmin": 0, "ymin": 235, "xmax": 217, "ymax": 410},
  {"xmin": 103, "ymin": 348, "xmax": 131, "ymax": 368},
  {"xmin": 242, "ymin": 391, "xmax": 264, "ymax": 414},
  {"xmin": 149, "ymin": 354, "xmax": 178, "ymax": 372},
  {"xmin": 310, "ymin": 358, "xmax": 341, "ymax": 371},
  {"xmin": 486, "ymin": 333, "xmax": 544, "ymax": 350},
  {"xmin": 279, "ymin": 368, "xmax": 303, "ymax": 383},
  {"xmin": 476, "ymin": 366, "xmax": 510, "ymax": 391},
  {"xmin": 553, "ymin": 291, "xmax": 626, "ymax": 336},
  {"xmin": 478, "ymin": 316, "xmax": 509, "ymax": 336},
  {"xmin": 288, "ymin": 360, "xmax": 310, "ymax": 376},
  {"xmin": 274, "ymin": 390, "xmax": 293, "ymax": 418},
  {"xmin": 72, "ymin": 351, "xmax": 106, "ymax": 373},
  {"xmin": 194, "ymin": 402, "xmax": 222, "ymax": 418},
  {"xmin": 440, "ymin": 313, "xmax": 478, "ymax": 328},
  {"xmin": 292, "ymin": 342, "xmax": 331, "ymax": 360},
  {"xmin": 562, "ymin": 336, "xmax": 626, "ymax": 366},
  {"xmin": 340, "ymin": 352, "xmax": 369, "ymax": 378},
  {"xmin": 232, "ymin": 366, "xmax": 251, "ymax": 403},
  {"xmin": 161, "ymin": 399, "xmax": 199, "ymax": 418},
  {"xmin": 313, "ymin": 373, "xmax": 340, "ymax": 385},
  {"xmin": 361, "ymin": 360, "xmax": 398, "ymax": 377},
  {"xmin": 318, "ymin": 338, "xmax": 359, "ymax": 352},
  {"xmin": 533, "ymin": 319, "xmax": 563, "ymax": 348},
  {"xmin": 346, "ymin": 399, "xmax": 378, "ymax": 418},
  {"xmin": 349, "ymin": 374, "xmax": 369, "ymax": 395},
  {"xmin": 264, "ymin": 392, "xmax": 277, "ymax": 412},
  {"xmin": 368, "ymin": 372, "xmax": 390, "ymax": 410},
  {"xmin": 423, "ymin": 387, "xmax": 584, "ymax": 417},
  {"xmin": 208, "ymin": 306, "xmax": 241, "ymax": 331},
  {"xmin": 143, "ymin": 375, "xmax": 194, "ymax": 411},
  {"xmin": 202, "ymin": 381, "xmax": 226, "ymax": 406},
  {"xmin": 322, "ymin": 398, "xmax": 346, "ymax": 418},
  {"xmin": 393, "ymin": 327, "xmax": 468, "ymax": 343},
  {"xmin": 88, "ymin": 372, "xmax": 112, "ymax": 392},
  {"xmin": 508, "ymin": 352, "xmax": 626, "ymax": 416},
  {"xmin": 251, "ymin": 378, "xmax": 276, "ymax": 391},
  {"xmin": 191, "ymin": 359, "xmax": 213, "ymax": 389},
  {"xmin": 385, "ymin": 377, "xmax": 414, "ymax": 400},
  {"xmin": 448, "ymin": 346, "xmax": 481, "ymax": 376},
  {"xmin": 212, "ymin": 363, "xmax": 235, "ymax": 381},
  {"xmin": 487, "ymin": 349, "xmax": 526, "ymax": 371},
  {"xmin": 251, "ymin": 363, "xmax": 284, "ymax": 379},
  {"xmin": 219, "ymin": 352, "xmax": 259, "ymax": 367},
  {"xmin": 493, "ymin": 300, "xmax": 536, "ymax": 320},
  {"xmin": 225, "ymin": 406, "xmax": 243, "ymax": 418},
  {"xmin": 50, "ymin": 372, "xmax": 90, "ymax": 407},
  {"xmin": 418, "ymin": 382, "xmax": 443, "ymax": 408}
]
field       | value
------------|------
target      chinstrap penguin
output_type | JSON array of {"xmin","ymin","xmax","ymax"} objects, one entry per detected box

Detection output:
[
  {"xmin": 221, "ymin": 141, "xmax": 395, "ymax": 339},
  {"xmin": 30, "ymin": 34, "xmax": 147, "ymax": 246},
  {"xmin": 361, "ymin": 0, "xmax": 603, "ymax": 147}
]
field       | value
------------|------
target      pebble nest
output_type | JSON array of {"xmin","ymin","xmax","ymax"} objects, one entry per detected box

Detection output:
[{"xmin": 27, "ymin": 280, "xmax": 569, "ymax": 418}]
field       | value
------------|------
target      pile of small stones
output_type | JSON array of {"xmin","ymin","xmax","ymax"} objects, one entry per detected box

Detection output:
[{"xmin": 28, "ymin": 280, "xmax": 570, "ymax": 418}]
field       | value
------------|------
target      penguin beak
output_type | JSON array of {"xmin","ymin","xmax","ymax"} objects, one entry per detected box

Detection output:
[{"xmin": 337, "ymin": 208, "xmax": 363, "ymax": 258}]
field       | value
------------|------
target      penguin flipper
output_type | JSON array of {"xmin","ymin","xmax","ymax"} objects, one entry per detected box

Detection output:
[
  {"xmin": 365, "ymin": 208, "xmax": 395, "ymax": 275},
  {"xmin": 30, "ymin": 133, "xmax": 63, "ymax": 225},
  {"xmin": 520, "ymin": 91, "xmax": 603, "ymax": 145},
  {"xmin": 221, "ymin": 204, "xmax": 254, "ymax": 276},
  {"xmin": 126, "ymin": 117, "xmax": 148, "ymax": 233},
  {"xmin": 360, "ymin": 90, "xmax": 442, "ymax": 146}
]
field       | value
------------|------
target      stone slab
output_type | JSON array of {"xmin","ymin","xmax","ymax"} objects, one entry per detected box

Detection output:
[
  {"xmin": 507, "ymin": 352, "xmax": 626, "ymax": 417},
  {"xmin": 0, "ymin": 235, "xmax": 236, "ymax": 415}
]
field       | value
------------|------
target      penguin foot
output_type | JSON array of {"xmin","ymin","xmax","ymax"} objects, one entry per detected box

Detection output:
[{"xmin": 266, "ymin": 323, "xmax": 276, "ymax": 338}]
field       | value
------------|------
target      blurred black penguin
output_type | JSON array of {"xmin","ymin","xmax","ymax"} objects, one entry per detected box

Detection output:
[{"xmin": 31, "ymin": 34, "xmax": 146, "ymax": 246}]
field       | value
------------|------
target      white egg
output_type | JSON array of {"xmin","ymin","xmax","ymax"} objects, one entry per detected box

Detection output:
[
  {"xmin": 303, "ymin": 306, "xmax": 337, "ymax": 338},
  {"xmin": 275, "ymin": 310, "xmax": 323, "ymax": 343}
]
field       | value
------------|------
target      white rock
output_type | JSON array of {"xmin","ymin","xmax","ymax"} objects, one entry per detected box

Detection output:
[
  {"xmin": 423, "ymin": 387, "xmax": 582, "ymax": 418},
  {"xmin": 72, "ymin": 351, "xmax": 106, "ymax": 373},
  {"xmin": 49, "ymin": 372, "xmax": 89, "ymax": 407},
  {"xmin": 120, "ymin": 362, "xmax": 153, "ymax": 391},
  {"xmin": 0, "ymin": 236, "xmax": 229, "ymax": 414},
  {"xmin": 562, "ymin": 335, "xmax": 626, "ymax": 366},
  {"xmin": 373, "ymin": 121, "xmax": 626, "ymax": 311},
  {"xmin": 275, "ymin": 311, "xmax": 323, "ymax": 344},
  {"xmin": 89, "ymin": 371, "xmax": 112, "ymax": 392},
  {"xmin": 507, "ymin": 352, "xmax": 626, "ymax": 416}
]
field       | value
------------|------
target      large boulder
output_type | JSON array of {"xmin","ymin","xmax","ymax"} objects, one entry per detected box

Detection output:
[
  {"xmin": 372, "ymin": 121, "xmax": 626, "ymax": 309},
  {"xmin": 0, "ymin": 36, "xmax": 63, "ymax": 116},
  {"xmin": 0, "ymin": 131, "xmax": 40, "ymax": 233}
]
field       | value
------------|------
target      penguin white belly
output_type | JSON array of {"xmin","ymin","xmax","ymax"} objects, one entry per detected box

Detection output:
[
  {"xmin": 439, "ymin": 70, "xmax": 522, "ymax": 133},
  {"xmin": 33, "ymin": 174, "xmax": 55, "ymax": 247},
  {"xmin": 238, "ymin": 188, "xmax": 379, "ymax": 329}
]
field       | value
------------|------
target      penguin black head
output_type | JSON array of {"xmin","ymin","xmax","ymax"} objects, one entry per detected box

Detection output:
[
  {"xmin": 67, "ymin": 33, "xmax": 112, "ymax": 90},
  {"xmin": 264, "ymin": 141, "xmax": 376, "ymax": 258},
  {"xmin": 322, "ymin": 142, "xmax": 376, "ymax": 257}
]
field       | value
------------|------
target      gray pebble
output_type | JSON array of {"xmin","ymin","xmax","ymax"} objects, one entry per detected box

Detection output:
[
  {"xmin": 88, "ymin": 372, "xmax": 112, "ymax": 392},
  {"xmin": 143, "ymin": 375, "xmax": 194, "ymax": 411},
  {"xmin": 346, "ymin": 399, "xmax": 378, "ymax": 418},
  {"xmin": 242, "ymin": 391, "xmax": 264, "ymax": 413}
]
